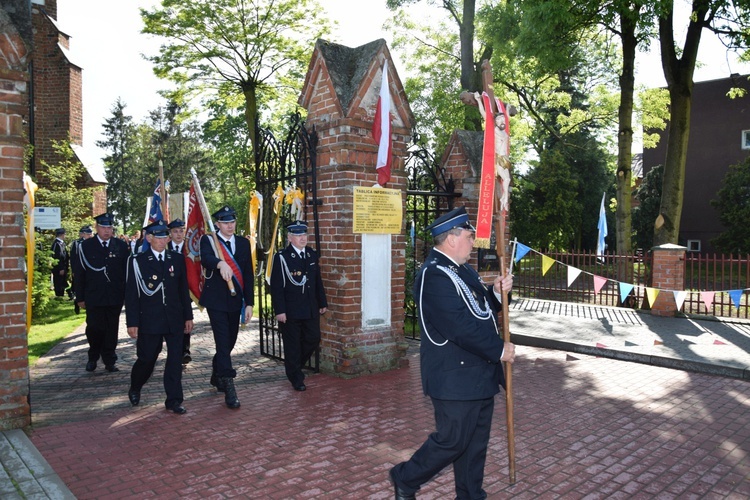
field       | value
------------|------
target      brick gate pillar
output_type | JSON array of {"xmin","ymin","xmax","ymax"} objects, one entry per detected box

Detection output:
[
  {"xmin": 0, "ymin": 8, "xmax": 32, "ymax": 429},
  {"xmin": 650, "ymin": 244, "xmax": 687, "ymax": 317},
  {"xmin": 298, "ymin": 39, "xmax": 415, "ymax": 377}
]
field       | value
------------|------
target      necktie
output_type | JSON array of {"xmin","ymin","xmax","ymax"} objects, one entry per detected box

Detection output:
[
  {"xmin": 102, "ymin": 241, "xmax": 108, "ymax": 249},
  {"xmin": 223, "ymin": 239, "xmax": 232, "ymax": 254},
  {"xmin": 158, "ymin": 253, "xmax": 163, "ymax": 262}
]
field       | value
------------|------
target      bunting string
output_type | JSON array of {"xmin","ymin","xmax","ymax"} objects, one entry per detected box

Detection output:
[{"xmin": 513, "ymin": 242, "xmax": 750, "ymax": 311}]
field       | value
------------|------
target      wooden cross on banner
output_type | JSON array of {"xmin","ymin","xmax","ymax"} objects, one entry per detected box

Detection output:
[{"xmin": 460, "ymin": 59, "xmax": 517, "ymax": 484}]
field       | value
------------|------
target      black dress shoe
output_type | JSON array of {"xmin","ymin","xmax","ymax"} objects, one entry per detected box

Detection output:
[
  {"xmin": 128, "ymin": 389, "xmax": 140, "ymax": 406},
  {"xmin": 168, "ymin": 405, "xmax": 187, "ymax": 415},
  {"xmin": 105, "ymin": 365, "xmax": 119, "ymax": 373},
  {"xmin": 85, "ymin": 361, "xmax": 96, "ymax": 372},
  {"xmin": 182, "ymin": 352, "xmax": 192, "ymax": 364},
  {"xmin": 293, "ymin": 384, "xmax": 306, "ymax": 392},
  {"xmin": 210, "ymin": 373, "xmax": 225, "ymax": 393},
  {"xmin": 389, "ymin": 469, "xmax": 416, "ymax": 500}
]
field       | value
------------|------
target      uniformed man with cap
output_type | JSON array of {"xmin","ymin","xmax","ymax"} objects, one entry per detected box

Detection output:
[
  {"xmin": 51, "ymin": 228, "xmax": 69, "ymax": 298},
  {"xmin": 270, "ymin": 220, "xmax": 328, "ymax": 392},
  {"xmin": 199, "ymin": 205, "xmax": 254, "ymax": 409},
  {"xmin": 389, "ymin": 206, "xmax": 516, "ymax": 500},
  {"xmin": 69, "ymin": 225, "xmax": 93, "ymax": 313},
  {"xmin": 125, "ymin": 220, "xmax": 194, "ymax": 414},
  {"xmin": 73, "ymin": 212, "xmax": 130, "ymax": 373},
  {"xmin": 168, "ymin": 218, "xmax": 192, "ymax": 364}
]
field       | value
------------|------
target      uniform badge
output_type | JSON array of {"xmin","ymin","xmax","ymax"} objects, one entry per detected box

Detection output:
[
  {"xmin": 148, "ymin": 283, "xmax": 154, "ymax": 289},
  {"xmin": 152, "ymin": 275, "xmax": 158, "ymax": 280}
]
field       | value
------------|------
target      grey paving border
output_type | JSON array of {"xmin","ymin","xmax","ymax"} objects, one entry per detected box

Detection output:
[
  {"xmin": 0, "ymin": 429, "xmax": 74, "ymax": 499},
  {"xmin": 512, "ymin": 333, "xmax": 750, "ymax": 380}
]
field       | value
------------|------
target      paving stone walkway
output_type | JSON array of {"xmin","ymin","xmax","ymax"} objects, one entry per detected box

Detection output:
[{"xmin": 4, "ymin": 299, "xmax": 750, "ymax": 498}]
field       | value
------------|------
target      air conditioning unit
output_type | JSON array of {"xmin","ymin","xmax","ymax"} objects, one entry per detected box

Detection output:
[{"xmin": 687, "ymin": 239, "xmax": 701, "ymax": 252}]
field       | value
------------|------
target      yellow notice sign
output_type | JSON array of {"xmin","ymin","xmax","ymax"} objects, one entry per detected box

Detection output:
[{"xmin": 353, "ymin": 186, "xmax": 402, "ymax": 234}]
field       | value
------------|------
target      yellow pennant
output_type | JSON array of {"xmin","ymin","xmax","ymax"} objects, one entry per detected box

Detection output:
[
  {"xmin": 541, "ymin": 255, "xmax": 555, "ymax": 276},
  {"xmin": 265, "ymin": 185, "xmax": 285, "ymax": 285},
  {"xmin": 248, "ymin": 191, "xmax": 263, "ymax": 275},
  {"xmin": 646, "ymin": 287, "xmax": 660, "ymax": 307}
]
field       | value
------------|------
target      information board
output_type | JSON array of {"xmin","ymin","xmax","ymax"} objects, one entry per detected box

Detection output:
[
  {"xmin": 33, "ymin": 207, "xmax": 61, "ymax": 230},
  {"xmin": 353, "ymin": 187, "xmax": 402, "ymax": 234}
]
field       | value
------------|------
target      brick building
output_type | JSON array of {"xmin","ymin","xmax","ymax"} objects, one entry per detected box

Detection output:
[
  {"xmin": 0, "ymin": 1, "xmax": 33, "ymax": 429},
  {"xmin": 642, "ymin": 75, "xmax": 750, "ymax": 253},
  {"xmin": 30, "ymin": 0, "xmax": 106, "ymax": 211}
]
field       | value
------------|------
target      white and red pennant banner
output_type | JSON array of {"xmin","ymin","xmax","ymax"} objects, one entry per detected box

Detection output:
[{"xmin": 373, "ymin": 61, "xmax": 392, "ymax": 187}]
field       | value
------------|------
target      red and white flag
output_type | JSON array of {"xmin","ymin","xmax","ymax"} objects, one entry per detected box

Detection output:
[
  {"xmin": 185, "ymin": 181, "xmax": 206, "ymax": 304},
  {"xmin": 372, "ymin": 60, "xmax": 392, "ymax": 187}
]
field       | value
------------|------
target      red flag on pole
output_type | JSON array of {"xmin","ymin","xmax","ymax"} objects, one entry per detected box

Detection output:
[
  {"xmin": 475, "ymin": 92, "xmax": 496, "ymax": 248},
  {"xmin": 185, "ymin": 181, "xmax": 206, "ymax": 304},
  {"xmin": 372, "ymin": 60, "xmax": 392, "ymax": 187}
]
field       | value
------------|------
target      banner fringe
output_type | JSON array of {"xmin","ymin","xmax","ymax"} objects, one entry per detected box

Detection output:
[{"xmin": 474, "ymin": 237, "xmax": 491, "ymax": 249}]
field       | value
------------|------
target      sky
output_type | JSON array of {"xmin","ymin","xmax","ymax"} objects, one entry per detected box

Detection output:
[{"xmin": 57, "ymin": 0, "xmax": 750, "ymax": 160}]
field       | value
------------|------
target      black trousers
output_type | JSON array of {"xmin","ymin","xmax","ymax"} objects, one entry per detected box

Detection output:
[
  {"xmin": 85, "ymin": 305, "xmax": 123, "ymax": 366},
  {"xmin": 279, "ymin": 317, "xmax": 320, "ymax": 387},
  {"xmin": 53, "ymin": 270, "xmax": 68, "ymax": 297},
  {"xmin": 207, "ymin": 309, "xmax": 241, "ymax": 378},
  {"xmin": 130, "ymin": 332, "xmax": 184, "ymax": 409},
  {"xmin": 392, "ymin": 397, "xmax": 495, "ymax": 500}
]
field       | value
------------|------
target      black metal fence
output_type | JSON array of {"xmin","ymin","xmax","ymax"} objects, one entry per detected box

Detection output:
[
  {"xmin": 254, "ymin": 113, "xmax": 320, "ymax": 368},
  {"xmin": 403, "ymin": 143, "xmax": 460, "ymax": 340},
  {"xmin": 513, "ymin": 248, "xmax": 750, "ymax": 320},
  {"xmin": 683, "ymin": 253, "xmax": 750, "ymax": 319},
  {"xmin": 513, "ymin": 249, "xmax": 650, "ymax": 308}
]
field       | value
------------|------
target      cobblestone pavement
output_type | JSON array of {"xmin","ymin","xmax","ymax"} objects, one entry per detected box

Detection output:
[{"xmin": 7, "ymin": 301, "xmax": 750, "ymax": 498}]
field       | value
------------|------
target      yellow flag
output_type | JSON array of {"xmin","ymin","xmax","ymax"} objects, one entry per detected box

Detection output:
[
  {"xmin": 541, "ymin": 255, "xmax": 555, "ymax": 276},
  {"xmin": 646, "ymin": 287, "xmax": 660, "ymax": 307},
  {"xmin": 23, "ymin": 173, "xmax": 38, "ymax": 333},
  {"xmin": 265, "ymin": 185, "xmax": 285, "ymax": 285},
  {"xmin": 248, "ymin": 191, "xmax": 262, "ymax": 275}
]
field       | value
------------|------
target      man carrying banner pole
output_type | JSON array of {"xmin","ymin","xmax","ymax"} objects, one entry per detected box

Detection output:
[{"xmin": 191, "ymin": 169, "xmax": 253, "ymax": 409}]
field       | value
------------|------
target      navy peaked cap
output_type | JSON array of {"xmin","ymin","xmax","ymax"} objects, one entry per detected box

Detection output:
[
  {"xmin": 425, "ymin": 206, "xmax": 475, "ymax": 237},
  {"xmin": 212, "ymin": 206, "xmax": 236, "ymax": 222},
  {"xmin": 286, "ymin": 221, "xmax": 308, "ymax": 234},
  {"xmin": 167, "ymin": 218, "xmax": 185, "ymax": 229},
  {"xmin": 94, "ymin": 212, "xmax": 115, "ymax": 227}
]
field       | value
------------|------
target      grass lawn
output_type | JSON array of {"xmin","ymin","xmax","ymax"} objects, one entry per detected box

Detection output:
[{"xmin": 29, "ymin": 299, "xmax": 86, "ymax": 365}]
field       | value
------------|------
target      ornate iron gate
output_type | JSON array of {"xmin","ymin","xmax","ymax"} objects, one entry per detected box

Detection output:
[
  {"xmin": 404, "ymin": 142, "xmax": 460, "ymax": 340},
  {"xmin": 254, "ymin": 113, "xmax": 320, "ymax": 370}
]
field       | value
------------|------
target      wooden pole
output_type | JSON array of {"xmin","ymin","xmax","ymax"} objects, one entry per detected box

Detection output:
[
  {"xmin": 482, "ymin": 58, "xmax": 516, "ymax": 484},
  {"xmin": 157, "ymin": 152, "xmax": 169, "ymax": 222},
  {"xmin": 190, "ymin": 168, "xmax": 236, "ymax": 296},
  {"xmin": 496, "ymin": 214, "xmax": 516, "ymax": 484}
]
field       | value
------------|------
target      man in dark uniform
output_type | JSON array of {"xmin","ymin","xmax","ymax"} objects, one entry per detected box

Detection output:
[
  {"xmin": 389, "ymin": 206, "xmax": 516, "ymax": 500},
  {"xmin": 199, "ymin": 205, "xmax": 254, "ymax": 409},
  {"xmin": 73, "ymin": 212, "xmax": 129, "ymax": 373},
  {"xmin": 125, "ymin": 220, "xmax": 194, "ymax": 414},
  {"xmin": 69, "ymin": 225, "xmax": 93, "ymax": 313},
  {"xmin": 270, "ymin": 221, "xmax": 328, "ymax": 392},
  {"xmin": 168, "ymin": 218, "xmax": 192, "ymax": 365},
  {"xmin": 51, "ymin": 228, "xmax": 69, "ymax": 298}
]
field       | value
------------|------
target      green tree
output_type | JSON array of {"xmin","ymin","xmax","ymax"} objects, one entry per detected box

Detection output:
[
  {"xmin": 653, "ymin": 0, "xmax": 750, "ymax": 246},
  {"xmin": 98, "ymin": 98, "xmax": 140, "ymax": 233},
  {"xmin": 711, "ymin": 157, "xmax": 750, "ymax": 253},
  {"xmin": 387, "ymin": 0, "xmax": 487, "ymax": 130},
  {"xmin": 632, "ymin": 163, "xmax": 662, "ymax": 251},
  {"xmin": 35, "ymin": 139, "xmax": 97, "ymax": 226},
  {"xmin": 34, "ymin": 140, "xmax": 97, "ymax": 316},
  {"xmin": 141, "ymin": 0, "xmax": 332, "ymax": 160}
]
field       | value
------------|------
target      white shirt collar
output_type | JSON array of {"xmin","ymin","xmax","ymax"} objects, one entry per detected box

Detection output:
[{"xmin": 433, "ymin": 247, "xmax": 460, "ymax": 267}]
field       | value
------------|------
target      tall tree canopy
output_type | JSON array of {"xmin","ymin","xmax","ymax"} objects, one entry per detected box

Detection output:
[{"xmin": 141, "ymin": 0, "xmax": 332, "ymax": 160}]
